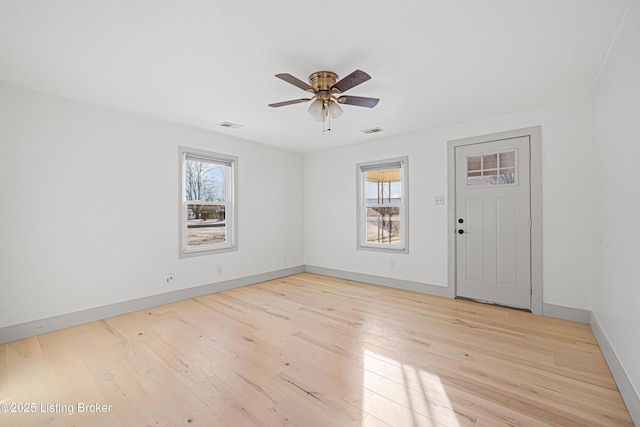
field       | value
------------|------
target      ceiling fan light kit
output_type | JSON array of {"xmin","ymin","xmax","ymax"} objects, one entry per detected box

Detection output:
[
  {"xmin": 307, "ymin": 98, "xmax": 324, "ymax": 121},
  {"xmin": 269, "ymin": 69, "xmax": 380, "ymax": 132},
  {"xmin": 328, "ymin": 100, "xmax": 343, "ymax": 119}
]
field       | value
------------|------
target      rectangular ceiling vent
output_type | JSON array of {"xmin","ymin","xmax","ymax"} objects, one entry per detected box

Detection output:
[
  {"xmin": 361, "ymin": 127, "xmax": 384, "ymax": 134},
  {"xmin": 218, "ymin": 121, "xmax": 243, "ymax": 129}
]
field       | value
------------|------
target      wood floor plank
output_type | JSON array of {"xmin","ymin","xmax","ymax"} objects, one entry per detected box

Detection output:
[
  {"xmin": 357, "ymin": 351, "xmax": 548, "ymax": 426},
  {"xmin": 112, "ymin": 339, "xmax": 227, "ymax": 426},
  {"xmin": 102, "ymin": 308, "xmax": 177, "ymax": 341},
  {"xmin": 72, "ymin": 328, "xmax": 171, "ymax": 427},
  {"xmin": 142, "ymin": 336, "xmax": 213, "ymax": 387},
  {"xmin": 0, "ymin": 343, "xmax": 7, "ymax": 403},
  {"xmin": 344, "ymin": 383, "xmax": 450, "ymax": 427},
  {"xmin": 84, "ymin": 320, "xmax": 126, "ymax": 346},
  {"xmin": 191, "ymin": 374, "xmax": 282, "ymax": 427},
  {"xmin": 37, "ymin": 329, "xmax": 108, "ymax": 426},
  {"xmin": 207, "ymin": 361, "xmax": 288, "ymax": 409},
  {"xmin": 358, "ymin": 414, "xmax": 394, "ymax": 427},
  {"xmin": 72, "ymin": 411, "xmax": 124, "ymax": 427},
  {"xmin": 5, "ymin": 336, "xmax": 43, "ymax": 363},
  {"xmin": 348, "ymin": 367, "xmax": 478, "ymax": 426},
  {"xmin": 0, "ymin": 273, "xmax": 633, "ymax": 426},
  {"xmin": 269, "ymin": 395, "xmax": 344, "ymax": 427},
  {"xmin": 4, "ymin": 338, "xmax": 66, "ymax": 427},
  {"xmin": 148, "ymin": 316, "xmax": 228, "ymax": 372}
]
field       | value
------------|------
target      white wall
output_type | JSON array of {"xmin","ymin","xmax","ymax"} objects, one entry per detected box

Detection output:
[
  {"xmin": 0, "ymin": 79, "xmax": 599, "ymax": 330},
  {"xmin": 305, "ymin": 99, "xmax": 594, "ymax": 310},
  {"xmin": 592, "ymin": 0, "xmax": 640, "ymax": 403},
  {"xmin": 0, "ymin": 82, "xmax": 304, "ymax": 329}
]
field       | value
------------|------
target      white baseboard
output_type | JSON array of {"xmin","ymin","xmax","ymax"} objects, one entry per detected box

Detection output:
[
  {"xmin": 306, "ymin": 266, "xmax": 595, "ymax": 324},
  {"xmin": 304, "ymin": 265, "xmax": 452, "ymax": 298},
  {"xmin": 0, "ymin": 266, "xmax": 304, "ymax": 344},
  {"xmin": 542, "ymin": 303, "xmax": 590, "ymax": 323},
  {"xmin": 0, "ymin": 266, "xmax": 602, "ymax": 343},
  {"xmin": 590, "ymin": 312, "xmax": 640, "ymax": 425}
]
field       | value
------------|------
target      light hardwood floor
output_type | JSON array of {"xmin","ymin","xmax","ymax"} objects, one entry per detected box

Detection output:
[{"xmin": 0, "ymin": 273, "xmax": 633, "ymax": 426}]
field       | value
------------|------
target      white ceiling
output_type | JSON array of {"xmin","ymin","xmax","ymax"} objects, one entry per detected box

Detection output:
[{"xmin": 0, "ymin": 0, "xmax": 629, "ymax": 153}]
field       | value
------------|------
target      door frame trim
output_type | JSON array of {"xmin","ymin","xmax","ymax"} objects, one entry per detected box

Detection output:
[{"xmin": 447, "ymin": 126, "xmax": 542, "ymax": 314}]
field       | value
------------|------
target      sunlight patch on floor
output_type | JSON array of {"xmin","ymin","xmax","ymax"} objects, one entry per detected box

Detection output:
[{"xmin": 361, "ymin": 349, "xmax": 461, "ymax": 427}]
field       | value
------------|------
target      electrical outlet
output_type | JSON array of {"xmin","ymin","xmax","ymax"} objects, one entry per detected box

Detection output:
[
  {"xmin": 216, "ymin": 265, "xmax": 222, "ymax": 275},
  {"xmin": 435, "ymin": 195, "xmax": 445, "ymax": 206},
  {"xmin": 390, "ymin": 260, "xmax": 396, "ymax": 269},
  {"xmin": 283, "ymin": 255, "xmax": 287, "ymax": 263},
  {"xmin": 166, "ymin": 273, "xmax": 175, "ymax": 284}
]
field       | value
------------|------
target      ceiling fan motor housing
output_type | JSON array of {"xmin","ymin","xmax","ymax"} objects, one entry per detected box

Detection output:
[{"xmin": 308, "ymin": 71, "xmax": 338, "ymax": 91}]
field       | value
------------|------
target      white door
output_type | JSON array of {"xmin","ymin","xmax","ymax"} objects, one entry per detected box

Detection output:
[{"xmin": 455, "ymin": 136, "xmax": 531, "ymax": 309}]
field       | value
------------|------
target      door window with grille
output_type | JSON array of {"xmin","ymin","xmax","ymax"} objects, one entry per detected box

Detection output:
[{"xmin": 466, "ymin": 150, "xmax": 517, "ymax": 187}]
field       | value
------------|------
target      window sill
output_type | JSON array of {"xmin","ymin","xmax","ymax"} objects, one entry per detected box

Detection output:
[
  {"xmin": 357, "ymin": 244, "xmax": 408, "ymax": 254},
  {"xmin": 180, "ymin": 244, "xmax": 237, "ymax": 258}
]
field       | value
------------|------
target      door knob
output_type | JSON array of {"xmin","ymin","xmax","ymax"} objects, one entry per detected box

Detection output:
[{"xmin": 458, "ymin": 229, "xmax": 465, "ymax": 234}]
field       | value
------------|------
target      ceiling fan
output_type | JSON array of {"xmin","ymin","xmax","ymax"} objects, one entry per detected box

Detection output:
[{"xmin": 268, "ymin": 69, "xmax": 379, "ymax": 124}]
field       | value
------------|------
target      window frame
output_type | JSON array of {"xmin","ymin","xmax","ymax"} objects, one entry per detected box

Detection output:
[
  {"xmin": 179, "ymin": 147, "xmax": 238, "ymax": 257},
  {"xmin": 356, "ymin": 157, "xmax": 409, "ymax": 253}
]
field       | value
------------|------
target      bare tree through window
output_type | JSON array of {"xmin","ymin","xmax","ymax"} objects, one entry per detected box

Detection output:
[{"xmin": 181, "ymin": 150, "xmax": 236, "ymax": 254}]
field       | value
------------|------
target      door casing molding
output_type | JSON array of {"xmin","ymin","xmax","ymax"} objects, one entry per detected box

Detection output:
[{"xmin": 447, "ymin": 126, "xmax": 543, "ymax": 314}]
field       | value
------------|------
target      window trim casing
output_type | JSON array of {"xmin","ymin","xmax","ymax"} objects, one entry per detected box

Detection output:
[
  {"xmin": 356, "ymin": 156, "xmax": 409, "ymax": 254},
  {"xmin": 179, "ymin": 146, "xmax": 238, "ymax": 257}
]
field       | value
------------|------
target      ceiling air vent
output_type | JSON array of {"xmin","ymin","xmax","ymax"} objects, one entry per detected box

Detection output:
[
  {"xmin": 361, "ymin": 127, "xmax": 384, "ymax": 134},
  {"xmin": 218, "ymin": 121, "xmax": 243, "ymax": 129}
]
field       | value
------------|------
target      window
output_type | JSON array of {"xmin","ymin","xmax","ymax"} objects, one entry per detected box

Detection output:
[
  {"xmin": 180, "ymin": 147, "xmax": 237, "ymax": 255},
  {"xmin": 466, "ymin": 150, "xmax": 517, "ymax": 187},
  {"xmin": 356, "ymin": 157, "xmax": 408, "ymax": 253}
]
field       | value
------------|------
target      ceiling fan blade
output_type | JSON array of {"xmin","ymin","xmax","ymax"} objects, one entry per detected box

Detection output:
[
  {"xmin": 338, "ymin": 95, "xmax": 380, "ymax": 108},
  {"xmin": 268, "ymin": 98, "xmax": 312, "ymax": 108},
  {"xmin": 331, "ymin": 69, "xmax": 371, "ymax": 93},
  {"xmin": 275, "ymin": 73, "xmax": 315, "ymax": 92}
]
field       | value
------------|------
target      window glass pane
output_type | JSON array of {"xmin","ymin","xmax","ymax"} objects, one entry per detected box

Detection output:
[
  {"xmin": 498, "ymin": 168, "xmax": 516, "ymax": 184},
  {"xmin": 499, "ymin": 151, "xmax": 515, "ymax": 168},
  {"xmin": 184, "ymin": 160, "xmax": 227, "ymax": 202},
  {"xmin": 366, "ymin": 206, "xmax": 401, "ymax": 245},
  {"xmin": 482, "ymin": 153, "xmax": 497, "ymax": 169},
  {"xmin": 483, "ymin": 168, "xmax": 498, "ymax": 186},
  {"xmin": 467, "ymin": 171, "xmax": 482, "ymax": 187},
  {"xmin": 467, "ymin": 156, "xmax": 481, "ymax": 171},
  {"xmin": 365, "ymin": 169, "xmax": 401, "ymax": 205},
  {"xmin": 186, "ymin": 204, "xmax": 226, "ymax": 246}
]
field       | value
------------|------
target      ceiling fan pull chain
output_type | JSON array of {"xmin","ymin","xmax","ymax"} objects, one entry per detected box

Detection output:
[
  {"xmin": 322, "ymin": 102, "xmax": 326, "ymax": 133},
  {"xmin": 323, "ymin": 102, "xmax": 332, "ymax": 133}
]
